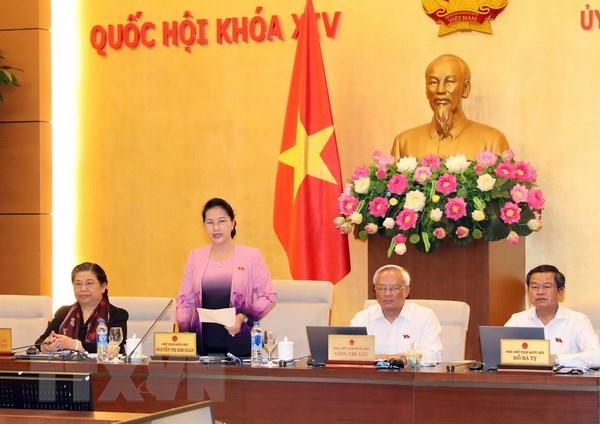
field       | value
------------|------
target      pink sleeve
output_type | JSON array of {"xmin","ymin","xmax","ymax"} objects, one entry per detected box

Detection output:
[
  {"xmin": 247, "ymin": 249, "xmax": 277, "ymax": 320},
  {"xmin": 176, "ymin": 250, "xmax": 200, "ymax": 332}
]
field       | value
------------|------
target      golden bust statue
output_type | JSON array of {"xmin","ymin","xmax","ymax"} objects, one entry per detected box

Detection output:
[{"xmin": 392, "ymin": 54, "xmax": 509, "ymax": 160}]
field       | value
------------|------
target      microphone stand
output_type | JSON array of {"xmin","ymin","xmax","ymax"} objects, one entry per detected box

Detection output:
[{"xmin": 123, "ymin": 299, "xmax": 174, "ymax": 363}]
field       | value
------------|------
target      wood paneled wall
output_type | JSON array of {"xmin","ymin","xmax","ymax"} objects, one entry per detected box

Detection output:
[{"xmin": 0, "ymin": 0, "xmax": 51, "ymax": 295}]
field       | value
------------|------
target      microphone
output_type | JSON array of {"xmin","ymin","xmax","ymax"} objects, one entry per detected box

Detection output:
[
  {"xmin": 124, "ymin": 299, "xmax": 174, "ymax": 363},
  {"xmin": 446, "ymin": 360, "xmax": 482, "ymax": 372},
  {"xmin": 227, "ymin": 352, "xmax": 242, "ymax": 365},
  {"xmin": 12, "ymin": 341, "xmax": 51, "ymax": 353}
]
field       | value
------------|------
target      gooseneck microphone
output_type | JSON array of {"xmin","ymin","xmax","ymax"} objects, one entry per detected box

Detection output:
[
  {"xmin": 12, "ymin": 341, "xmax": 51, "ymax": 353},
  {"xmin": 123, "ymin": 299, "xmax": 174, "ymax": 363}
]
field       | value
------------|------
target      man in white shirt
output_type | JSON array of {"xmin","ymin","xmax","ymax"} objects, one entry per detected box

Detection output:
[
  {"xmin": 350, "ymin": 265, "xmax": 443, "ymax": 364},
  {"xmin": 505, "ymin": 264, "xmax": 600, "ymax": 368}
]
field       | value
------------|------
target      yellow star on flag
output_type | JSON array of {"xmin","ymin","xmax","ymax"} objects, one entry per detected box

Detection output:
[{"xmin": 278, "ymin": 114, "xmax": 336, "ymax": 200}]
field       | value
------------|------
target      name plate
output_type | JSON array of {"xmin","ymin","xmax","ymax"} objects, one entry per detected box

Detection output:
[
  {"xmin": 500, "ymin": 338, "xmax": 550, "ymax": 366},
  {"xmin": 0, "ymin": 328, "xmax": 11, "ymax": 355},
  {"xmin": 153, "ymin": 332, "xmax": 197, "ymax": 356},
  {"xmin": 328, "ymin": 334, "xmax": 375, "ymax": 362}
]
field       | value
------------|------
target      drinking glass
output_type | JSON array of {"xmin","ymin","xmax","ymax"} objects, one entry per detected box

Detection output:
[
  {"xmin": 263, "ymin": 330, "xmax": 278, "ymax": 367},
  {"xmin": 109, "ymin": 327, "xmax": 123, "ymax": 345},
  {"xmin": 108, "ymin": 327, "xmax": 123, "ymax": 360}
]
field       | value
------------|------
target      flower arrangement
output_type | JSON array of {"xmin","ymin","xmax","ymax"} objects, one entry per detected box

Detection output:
[{"xmin": 334, "ymin": 150, "xmax": 544, "ymax": 256}]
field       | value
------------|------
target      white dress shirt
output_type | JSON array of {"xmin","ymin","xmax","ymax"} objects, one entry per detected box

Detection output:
[
  {"xmin": 350, "ymin": 302, "xmax": 443, "ymax": 363},
  {"xmin": 505, "ymin": 305, "xmax": 600, "ymax": 368}
]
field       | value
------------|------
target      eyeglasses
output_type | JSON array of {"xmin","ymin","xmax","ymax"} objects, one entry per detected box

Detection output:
[
  {"xmin": 72, "ymin": 280, "xmax": 98, "ymax": 290},
  {"xmin": 374, "ymin": 285, "xmax": 406, "ymax": 293},
  {"xmin": 529, "ymin": 284, "xmax": 556, "ymax": 292},
  {"xmin": 204, "ymin": 218, "xmax": 230, "ymax": 228}
]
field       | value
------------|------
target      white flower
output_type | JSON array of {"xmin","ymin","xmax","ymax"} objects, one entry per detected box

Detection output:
[
  {"xmin": 354, "ymin": 177, "xmax": 371, "ymax": 194},
  {"xmin": 471, "ymin": 210, "xmax": 485, "ymax": 221},
  {"xmin": 394, "ymin": 243, "xmax": 407, "ymax": 255},
  {"xmin": 477, "ymin": 174, "xmax": 496, "ymax": 192},
  {"xmin": 527, "ymin": 219, "xmax": 542, "ymax": 231},
  {"xmin": 382, "ymin": 217, "xmax": 395, "ymax": 229},
  {"xmin": 349, "ymin": 212, "xmax": 363, "ymax": 224},
  {"xmin": 445, "ymin": 154, "xmax": 471, "ymax": 173},
  {"xmin": 404, "ymin": 190, "xmax": 426, "ymax": 212},
  {"xmin": 364, "ymin": 223, "xmax": 378, "ymax": 234},
  {"xmin": 430, "ymin": 208, "xmax": 443, "ymax": 222},
  {"xmin": 333, "ymin": 216, "xmax": 346, "ymax": 227},
  {"xmin": 339, "ymin": 222, "xmax": 352, "ymax": 234},
  {"xmin": 396, "ymin": 157, "xmax": 418, "ymax": 173}
]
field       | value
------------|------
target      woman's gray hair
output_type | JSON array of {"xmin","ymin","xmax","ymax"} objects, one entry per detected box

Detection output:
[{"xmin": 372, "ymin": 265, "xmax": 411, "ymax": 287}]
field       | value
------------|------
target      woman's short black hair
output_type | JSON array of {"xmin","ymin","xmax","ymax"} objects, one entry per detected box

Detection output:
[{"xmin": 71, "ymin": 262, "xmax": 108, "ymax": 284}]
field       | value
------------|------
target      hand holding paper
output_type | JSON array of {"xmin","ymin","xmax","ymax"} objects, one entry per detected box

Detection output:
[{"xmin": 197, "ymin": 307, "xmax": 236, "ymax": 328}]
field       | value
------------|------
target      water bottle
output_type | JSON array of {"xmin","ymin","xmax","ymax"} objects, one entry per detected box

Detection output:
[
  {"xmin": 96, "ymin": 318, "xmax": 108, "ymax": 362},
  {"xmin": 250, "ymin": 321, "xmax": 263, "ymax": 367}
]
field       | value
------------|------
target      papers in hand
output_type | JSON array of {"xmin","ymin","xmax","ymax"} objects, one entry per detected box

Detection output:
[{"xmin": 197, "ymin": 307, "xmax": 236, "ymax": 327}]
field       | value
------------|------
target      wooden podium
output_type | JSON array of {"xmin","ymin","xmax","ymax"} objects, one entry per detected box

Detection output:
[{"xmin": 367, "ymin": 235, "xmax": 525, "ymax": 360}]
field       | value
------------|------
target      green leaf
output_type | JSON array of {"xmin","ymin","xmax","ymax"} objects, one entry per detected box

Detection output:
[
  {"xmin": 358, "ymin": 231, "xmax": 368, "ymax": 240},
  {"xmin": 422, "ymin": 232, "xmax": 431, "ymax": 252},
  {"xmin": 512, "ymin": 224, "xmax": 533, "ymax": 237},
  {"xmin": 472, "ymin": 229, "xmax": 483, "ymax": 239},
  {"xmin": 409, "ymin": 233, "xmax": 420, "ymax": 244},
  {"xmin": 387, "ymin": 239, "xmax": 395, "ymax": 257}
]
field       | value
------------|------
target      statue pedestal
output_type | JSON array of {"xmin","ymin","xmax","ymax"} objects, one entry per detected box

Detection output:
[{"xmin": 368, "ymin": 236, "xmax": 525, "ymax": 360}]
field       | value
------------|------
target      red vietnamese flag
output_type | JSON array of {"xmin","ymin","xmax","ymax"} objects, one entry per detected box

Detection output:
[{"xmin": 273, "ymin": 0, "xmax": 350, "ymax": 284}]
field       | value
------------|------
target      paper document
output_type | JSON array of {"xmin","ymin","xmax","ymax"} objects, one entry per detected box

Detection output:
[{"xmin": 197, "ymin": 307, "xmax": 236, "ymax": 327}]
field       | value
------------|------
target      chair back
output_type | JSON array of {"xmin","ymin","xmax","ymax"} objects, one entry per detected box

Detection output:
[
  {"xmin": 0, "ymin": 295, "xmax": 52, "ymax": 350},
  {"xmin": 260, "ymin": 279, "xmax": 334, "ymax": 358},
  {"xmin": 562, "ymin": 303, "xmax": 600, "ymax": 339},
  {"xmin": 363, "ymin": 298, "xmax": 470, "ymax": 362},
  {"xmin": 110, "ymin": 296, "xmax": 176, "ymax": 355}
]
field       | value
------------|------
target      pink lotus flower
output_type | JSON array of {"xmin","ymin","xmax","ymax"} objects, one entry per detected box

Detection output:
[
  {"xmin": 510, "ymin": 184, "xmax": 529, "ymax": 203},
  {"xmin": 502, "ymin": 149, "xmax": 515, "ymax": 160},
  {"xmin": 364, "ymin": 223, "xmax": 379, "ymax": 234},
  {"xmin": 368, "ymin": 197, "xmax": 389, "ymax": 217},
  {"xmin": 435, "ymin": 173, "xmax": 458, "ymax": 195},
  {"xmin": 351, "ymin": 166, "xmax": 369, "ymax": 181},
  {"xmin": 476, "ymin": 150, "xmax": 497, "ymax": 167},
  {"xmin": 444, "ymin": 197, "xmax": 467, "ymax": 220},
  {"xmin": 500, "ymin": 202, "xmax": 522, "ymax": 224},
  {"xmin": 495, "ymin": 161, "xmax": 516, "ymax": 179},
  {"xmin": 474, "ymin": 163, "xmax": 485, "ymax": 174},
  {"xmin": 507, "ymin": 231, "xmax": 519, "ymax": 244},
  {"xmin": 338, "ymin": 194, "xmax": 359, "ymax": 216},
  {"xmin": 375, "ymin": 168, "xmax": 387, "ymax": 179},
  {"xmin": 527, "ymin": 187, "xmax": 546, "ymax": 210},
  {"xmin": 373, "ymin": 151, "xmax": 394, "ymax": 169},
  {"xmin": 433, "ymin": 228, "xmax": 446, "ymax": 239},
  {"xmin": 394, "ymin": 234, "xmax": 407, "ymax": 244},
  {"xmin": 395, "ymin": 208, "xmax": 418, "ymax": 230},
  {"xmin": 387, "ymin": 174, "xmax": 408, "ymax": 195},
  {"xmin": 421, "ymin": 154, "xmax": 441, "ymax": 170},
  {"xmin": 456, "ymin": 226, "xmax": 469, "ymax": 238},
  {"xmin": 414, "ymin": 166, "xmax": 432, "ymax": 184},
  {"xmin": 514, "ymin": 161, "xmax": 536, "ymax": 182},
  {"xmin": 339, "ymin": 222, "xmax": 352, "ymax": 235},
  {"xmin": 343, "ymin": 183, "xmax": 352, "ymax": 196}
]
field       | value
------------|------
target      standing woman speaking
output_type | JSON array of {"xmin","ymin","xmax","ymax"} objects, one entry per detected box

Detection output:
[{"xmin": 176, "ymin": 198, "xmax": 277, "ymax": 357}]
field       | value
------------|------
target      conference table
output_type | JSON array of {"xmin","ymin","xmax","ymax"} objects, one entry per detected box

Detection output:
[{"xmin": 0, "ymin": 358, "xmax": 598, "ymax": 423}]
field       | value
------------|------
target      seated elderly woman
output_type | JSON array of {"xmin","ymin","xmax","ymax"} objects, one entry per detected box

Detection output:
[{"xmin": 36, "ymin": 262, "xmax": 128, "ymax": 354}]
